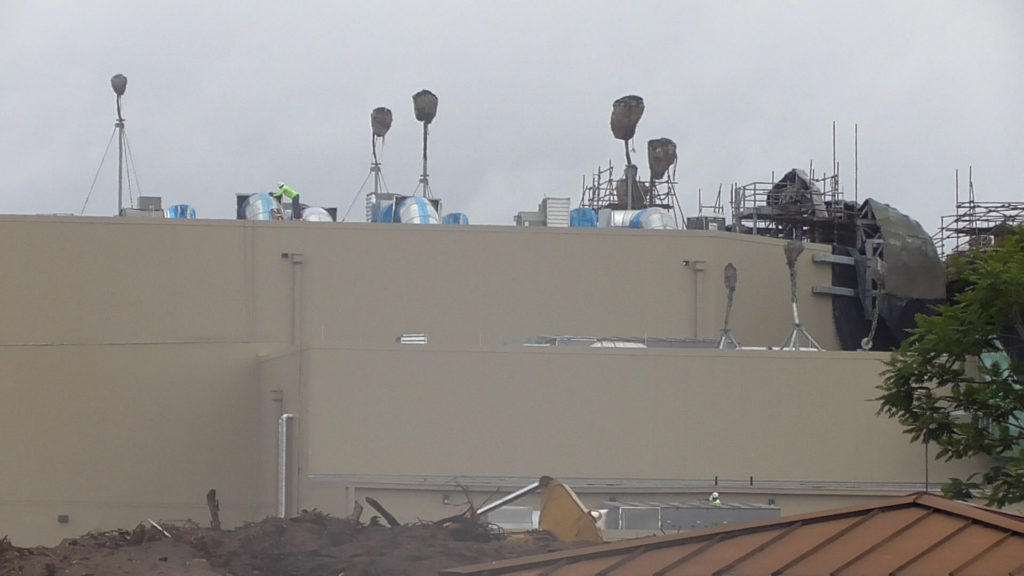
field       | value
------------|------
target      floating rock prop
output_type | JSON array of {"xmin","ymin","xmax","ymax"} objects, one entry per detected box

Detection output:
[
  {"xmin": 371, "ymin": 107, "xmax": 393, "ymax": 138},
  {"xmin": 610, "ymin": 95, "xmax": 644, "ymax": 141},
  {"xmin": 413, "ymin": 90, "xmax": 438, "ymax": 124},
  {"xmin": 647, "ymin": 138, "xmax": 677, "ymax": 180}
]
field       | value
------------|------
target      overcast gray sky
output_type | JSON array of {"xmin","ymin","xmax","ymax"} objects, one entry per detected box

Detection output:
[{"xmin": 2, "ymin": 1, "xmax": 1021, "ymax": 234}]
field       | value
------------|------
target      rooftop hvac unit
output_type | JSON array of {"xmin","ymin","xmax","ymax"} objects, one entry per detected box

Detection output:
[
  {"xmin": 541, "ymin": 197, "xmax": 570, "ymax": 227},
  {"xmin": 629, "ymin": 208, "xmax": 675, "ymax": 230},
  {"xmin": 119, "ymin": 208, "xmax": 165, "ymax": 218},
  {"xmin": 686, "ymin": 216, "xmax": 727, "ymax": 231},
  {"xmin": 398, "ymin": 197, "xmax": 440, "ymax": 224},
  {"xmin": 514, "ymin": 211, "xmax": 546, "ymax": 227},
  {"xmin": 301, "ymin": 207, "xmax": 335, "ymax": 222},
  {"xmin": 368, "ymin": 193, "xmax": 441, "ymax": 224},
  {"xmin": 137, "ymin": 196, "xmax": 162, "ymax": 210},
  {"xmin": 603, "ymin": 501, "xmax": 781, "ymax": 533},
  {"xmin": 237, "ymin": 193, "xmax": 283, "ymax": 221},
  {"xmin": 514, "ymin": 198, "xmax": 571, "ymax": 227},
  {"xmin": 617, "ymin": 506, "xmax": 661, "ymax": 530}
]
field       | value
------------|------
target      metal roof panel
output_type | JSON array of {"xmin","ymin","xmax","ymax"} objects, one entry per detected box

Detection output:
[
  {"xmin": 901, "ymin": 524, "xmax": 1015, "ymax": 576},
  {"xmin": 441, "ymin": 494, "xmax": 1024, "ymax": 576},
  {"xmin": 956, "ymin": 537, "xmax": 1024, "ymax": 576}
]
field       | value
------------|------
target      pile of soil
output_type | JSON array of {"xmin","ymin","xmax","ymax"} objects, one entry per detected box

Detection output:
[{"xmin": 1, "ymin": 510, "xmax": 588, "ymax": 576}]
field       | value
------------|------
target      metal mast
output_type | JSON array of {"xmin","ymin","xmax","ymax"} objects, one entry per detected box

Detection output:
[
  {"xmin": 610, "ymin": 95, "xmax": 644, "ymax": 211},
  {"xmin": 111, "ymin": 74, "xmax": 127, "ymax": 215},
  {"xmin": 412, "ymin": 90, "xmax": 438, "ymax": 198},
  {"xmin": 370, "ymin": 107, "xmax": 392, "ymax": 196},
  {"xmin": 717, "ymin": 263, "xmax": 741, "ymax": 349},
  {"xmin": 782, "ymin": 239, "xmax": 823, "ymax": 351}
]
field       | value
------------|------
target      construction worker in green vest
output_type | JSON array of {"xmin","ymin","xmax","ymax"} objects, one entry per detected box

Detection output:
[
  {"xmin": 273, "ymin": 182, "xmax": 301, "ymax": 219},
  {"xmin": 708, "ymin": 492, "xmax": 721, "ymax": 505}
]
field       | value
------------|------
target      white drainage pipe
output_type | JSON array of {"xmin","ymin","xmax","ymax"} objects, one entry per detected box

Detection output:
[{"xmin": 278, "ymin": 413, "xmax": 295, "ymax": 518}]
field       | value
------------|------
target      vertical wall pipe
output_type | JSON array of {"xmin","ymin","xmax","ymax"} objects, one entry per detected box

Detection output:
[
  {"xmin": 687, "ymin": 261, "xmax": 706, "ymax": 339},
  {"xmin": 286, "ymin": 253, "xmax": 303, "ymax": 346},
  {"xmin": 278, "ymin": 413, "xmax": 295, "ymax": 518}
]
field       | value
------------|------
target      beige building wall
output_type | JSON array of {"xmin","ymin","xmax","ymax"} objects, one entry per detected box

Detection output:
[
  {"xmin": 0, "ymin": 216, "xmax": 840, "ymax": 350},
  {"xmin": 289, "ymin": 346, "xmax": 981, "ymax": 522},
  {"xmin": 0, "ymin": 215, "xmax": 977, "ymax": 545},
  {"xmin": 0, "ymin": 344, "xmax": 263, "ymax": 545}
]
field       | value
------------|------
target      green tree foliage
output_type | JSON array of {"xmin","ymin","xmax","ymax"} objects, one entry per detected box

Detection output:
[{"xmin": 877, "ymin": 225, "xmax": 1024, "ymax": 507}]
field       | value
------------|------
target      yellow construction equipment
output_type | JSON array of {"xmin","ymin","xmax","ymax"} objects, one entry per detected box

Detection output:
[{"xmin": 535, "ymin": 476, "xmax": 603, "ymax": 543}]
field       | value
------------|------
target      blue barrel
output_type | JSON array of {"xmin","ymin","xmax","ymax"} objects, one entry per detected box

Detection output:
[
  {"xmin": 570, "ymin": 208, "xmax": 598, "ymax": 228},
  {"xmin": 165, "ymin": 204, "xmax": 197, "ymax": 219},
  {"xmin": 443, "ymin": 213, "xmax": 470, "ymax": 225}
]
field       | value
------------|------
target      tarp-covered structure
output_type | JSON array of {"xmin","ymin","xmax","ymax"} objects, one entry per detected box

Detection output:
[
  {"xmin": 767, "ymin": 168, "xmax": 827, "ymax": 218},
  {"xmin": 831, "ymin": 198, "xmax": 947, "ymax": 350}
]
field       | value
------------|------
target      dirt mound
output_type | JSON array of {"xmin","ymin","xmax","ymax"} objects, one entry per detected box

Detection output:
[{"xmin": 1, "ymin": 511, "xmax": 587, "ymax": 576}]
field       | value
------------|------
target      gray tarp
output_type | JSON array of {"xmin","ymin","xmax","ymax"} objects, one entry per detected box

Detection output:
[{"xmin": 768, "ymin": 169, "xmax": 827, "ymax": 218}]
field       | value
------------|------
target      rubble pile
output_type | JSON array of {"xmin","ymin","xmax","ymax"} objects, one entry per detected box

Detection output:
[{"xmin": 0, "ymin": 510, "xmax": 583, "ymax": 576}]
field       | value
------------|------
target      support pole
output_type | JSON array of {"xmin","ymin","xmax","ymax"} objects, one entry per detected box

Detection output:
[
  {"xmin": 116, "ymin": 96, "xmax": 125, "ymax": 215},
  {"xmin": 782, "ymin": 240, "xmax": 822, "ymax": 351},
  {"xmin": 717, "ymin": 263, "xmax": 740, "ymax": 349},
  {"xmin": 372, "ymin": 137, "xmax": 382, "ymax": 196},
  {"xmin": 419, "ymin": 122, "xmax": 430, "ymax": 197},
  {"xmin": 278, "ymin": 413, "xmax": 295, "ymax": 518}
]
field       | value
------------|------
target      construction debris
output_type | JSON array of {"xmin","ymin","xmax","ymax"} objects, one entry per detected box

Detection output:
[{"xmin": 0, "ymin": 510, "xmax": 588, "ymax": 576}]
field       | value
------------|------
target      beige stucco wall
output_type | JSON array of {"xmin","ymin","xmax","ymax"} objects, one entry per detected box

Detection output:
[
  {"xmin": 0, "ymin": 216, "xmax": 840, "ymax": 350},
  {"xmin": 0, "ymin": 215, "xmax": 969, "ymax": 545},
  {"xmin": 0, "ymin": 344, "xmax": 262, "ymax": 545},
  {"xmin": 301, "ymin": 348, "xmax": 911, "ymax": 480},
  {"xmin": 288, "ymin": 346, "xmax": 982, "ymax": 521}
]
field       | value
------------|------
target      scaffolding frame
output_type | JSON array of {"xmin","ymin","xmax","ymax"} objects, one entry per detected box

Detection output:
[
  {"xmin": 579, "ymin": 161, "xmax": 684, "ymax": 227},
  {"xmin": 934, "ymin": 169, "xmax": 1024, "ymax": 257},
  {"xmin": 729, "ymin": 169, "xmax": 856, "ymax": 243}
]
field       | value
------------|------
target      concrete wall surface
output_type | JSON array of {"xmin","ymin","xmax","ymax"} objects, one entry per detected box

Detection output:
[
  {"xmin": 288, "ymin": 345, "xmax": 983, "ymax": 522},
  {"xmin": 0, "ymin": 216, "xmax": 976, "ymax": 545},
  {"xmin": 0, "ymin": 216, "xmax": 840, "ymax": 350},
  {"xmin": 0, "ymin": 344, "xmax": 263, "ymax": 545}
]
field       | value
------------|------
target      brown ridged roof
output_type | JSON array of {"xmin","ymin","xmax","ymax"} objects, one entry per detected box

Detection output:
[{"xmin": 441, "ymin": 493, "xmax": 1024, "ymax": 576}]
